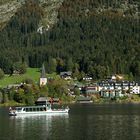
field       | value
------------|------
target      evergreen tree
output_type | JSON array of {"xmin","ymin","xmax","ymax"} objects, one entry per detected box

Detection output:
[{"xmin": 0, "ymin": 68, "xmax": 4, "ymax": 79}]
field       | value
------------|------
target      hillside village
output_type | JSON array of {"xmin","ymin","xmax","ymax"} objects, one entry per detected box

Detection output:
[
  {"xmin": 39, "ymin": 68, "xmax": 140, "ymax": 102},
  {"xmin": 0, "ymin": 64, "xmax": 140, "ymax": 106},
  {"xmin": 61, "ymin": 72, "xmax": 140, "ymax": 99}
]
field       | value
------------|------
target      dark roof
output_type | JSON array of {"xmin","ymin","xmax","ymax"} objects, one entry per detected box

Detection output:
[
  {"xmin": 60, "ymin": 71, "xmax": 72, "ymax": 76},
  {"xmin": 37, "ymin": 97, "xmax": 47, "ymax": 102}
]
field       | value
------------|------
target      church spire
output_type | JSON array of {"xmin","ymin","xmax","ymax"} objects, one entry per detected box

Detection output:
[
  {"xmin": 40, "ymin": 64, "xmax": 47, "ymax": 86},
  {"xmin": 41, "ymin": 63, "xmax": 46, "ymax": 78}
]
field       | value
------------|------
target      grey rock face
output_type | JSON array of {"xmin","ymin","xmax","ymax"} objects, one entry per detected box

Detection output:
[
  {"xmin": 0, "ymin": 0, "xmax": 64, "ymax": 30},
  {"xmin": 0, "ymin": 0, "xmax": 21, "ymax": 29}
]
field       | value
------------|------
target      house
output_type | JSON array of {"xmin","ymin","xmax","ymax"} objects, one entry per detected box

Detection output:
[
  {"xmin": 132, "ymin": 83, "xmax": 140, "ymax": 94},
  {"xmin": 106, "ymin": 75, "xmax": 116, "ymax": 82},
  {"xmin": 7, "ymin": 83, "xmax": 23, "ymax": 89},
  {"xmin": 35, "ymin": 97, "xmax": 48, "ymax": 105},
  {"xmin": 83, "ymin": 76, "xmax": 92, "ymax": 81},
  {"xmin": 35, "ymin": 97, "xmax": 61, "ymax": 105},
  {"xmin": 81, "ymin": 84, "xmax": 99, "ymax": 96},
  {"xmin": 48, "ymin": 98, "xmax": 60, "ymax": 104},
  {"xmin": 100, "ymin": 89, "xmax": 123, "ymax": 98},
  {"xmin": 76, "ymin": 96, "xmax": 93, "ymax": 103},
  {"xmin": 98, "ymin": 81, "xmax": 137, "ymax": 98},
  {"xmin": 60, "ymin": 71, "xmax": 72, "ymax": 80},
  {"xmin": 73, "ymin": 82, "xmax": 85, "ymax": 94}
]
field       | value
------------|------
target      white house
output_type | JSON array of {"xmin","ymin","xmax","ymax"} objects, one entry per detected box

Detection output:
[{"xmin": 132, "ymin": 83, "xmax": 140, "ymax": 94}]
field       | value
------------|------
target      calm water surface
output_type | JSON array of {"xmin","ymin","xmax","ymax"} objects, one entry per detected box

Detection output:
[{"xmin": 1, "ymin": 104, "xmax": 140, "ymax": 140}]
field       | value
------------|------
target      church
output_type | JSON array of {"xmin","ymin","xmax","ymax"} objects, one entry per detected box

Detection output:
[{"xmin": 40, "ymin": 64, "xmax": 47, "ymax": 86}]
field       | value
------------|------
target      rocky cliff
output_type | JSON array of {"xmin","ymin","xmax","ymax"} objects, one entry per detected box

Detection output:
[
  {"xmin": 0, "ymin": 0, "xmax": 64, "ymax": 30},
  {"xmin": 0, "ymin": 0, "xmax": 21, "ymax": 29}
]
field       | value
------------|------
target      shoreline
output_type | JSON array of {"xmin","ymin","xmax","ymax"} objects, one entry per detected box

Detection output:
[{"xmin": 1, "ymin": 99, "xmax": 140, "ymax": 107}]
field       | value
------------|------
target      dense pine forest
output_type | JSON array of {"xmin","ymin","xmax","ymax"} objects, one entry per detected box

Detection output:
[{"xmin": 0, "ymin": 0, "xmax": 139, "ymax": 80}]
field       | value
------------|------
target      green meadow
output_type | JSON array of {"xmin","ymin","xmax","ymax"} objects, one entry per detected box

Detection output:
[
  {"xmin": 0, "ymin": 68, "xmax": 60, "ymax": 88},
  {"xmin": 0, "ymin": 68, "xmax": 40, "ymax": 88}
]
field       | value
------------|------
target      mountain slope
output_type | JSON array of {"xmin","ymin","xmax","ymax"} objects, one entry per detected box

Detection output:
[{"xmin": 0, "ymin": 0, "xmax": 139, "ymax": 80}]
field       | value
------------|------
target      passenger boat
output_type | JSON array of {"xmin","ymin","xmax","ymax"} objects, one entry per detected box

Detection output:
[{"xmin": 9, "ymin": 103, "xmax": 69, "ymax": 116}]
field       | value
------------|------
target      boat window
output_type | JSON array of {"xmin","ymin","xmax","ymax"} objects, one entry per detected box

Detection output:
[
  {"xmin": 33, "ymin": 108, "xmax": 36, "ymax": 111},
  {"xmin": 29, "ymin": 108, "xmax": 32, "ymax": 111},
  {"xmin": 40, "ymin": 108, "xmax": 44, "ymax": 111},
  {"xmin": 37, "ymin": 108, "xmax": 40, "ymax": 111},
  {"xmin": 23, "ymin": 108, "xmax": 25, "ymax": 111},
  {"xmin": 16, "ymin": 108, "xmax": 22, "ymax": 111},
  {"xmin": 26, "ymin": 108, "xmax": 30, "ymax": 112}
]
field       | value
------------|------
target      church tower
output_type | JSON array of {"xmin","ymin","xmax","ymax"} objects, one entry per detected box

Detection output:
[{"xmin": 40, "ymin": 64, "xmax": 47, "ymax": 86}]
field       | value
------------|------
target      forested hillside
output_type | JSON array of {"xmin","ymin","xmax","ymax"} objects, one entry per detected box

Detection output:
[{"xmin": 0, "ymin": 0, "xmax": 139, "ymax": 80}]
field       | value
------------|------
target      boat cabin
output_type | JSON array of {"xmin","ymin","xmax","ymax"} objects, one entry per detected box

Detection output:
[{"xmin": 15, "ymin": 104, "xmax": 51, "ymax": 112}]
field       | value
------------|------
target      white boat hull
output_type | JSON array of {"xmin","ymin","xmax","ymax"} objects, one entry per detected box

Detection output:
[{"xmin": 9, "ymin": 109, "xmax": 69, "ymax": 116}]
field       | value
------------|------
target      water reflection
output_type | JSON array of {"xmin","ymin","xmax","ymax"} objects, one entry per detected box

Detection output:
[
  {"xmin": 1, "ymin": 104, "xmax": 140, "ymax": 140},
  {"xmin": 92, "ymin": 115, "xmax": 140, "ymax": 140},
  {"xmin": 9, "ymin": 114, "xmax": 69, "ymax": 120},
  {"xmin": 9, "ymin": 114, "xmax": 69, "ymax": 140}
]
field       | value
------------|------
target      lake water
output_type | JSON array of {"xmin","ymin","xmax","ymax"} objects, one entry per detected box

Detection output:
[{"xmin": 1, "ymin": 104, "xmax": 140, "ymax": 140}]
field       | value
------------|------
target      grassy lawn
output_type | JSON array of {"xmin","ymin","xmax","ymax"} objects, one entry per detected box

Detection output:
[
  {"xmin": 0, "ymin": 68, "xmax": 40, "ymax": 88},
  {"xmin": 0, "ymin": 68, "xmax": 60, "ymax": 88}
]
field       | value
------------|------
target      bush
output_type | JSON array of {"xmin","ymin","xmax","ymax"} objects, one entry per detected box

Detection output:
[
  {"xmin": 0, "ymin": 92, "xmax": 3, "ymax": 103},
  {"xmin": 25, "ymin": 94, "xmax": 35, "ymax": 105},
  {"xmin": 22, "ymin": 78, "xmax": 34, "ymax": 84},
  {"xmin": 12, "ymin": 62, "xmax": 27, "ymax": 74}
]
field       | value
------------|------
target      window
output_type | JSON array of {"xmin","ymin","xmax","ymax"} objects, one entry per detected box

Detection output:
[
  {"xmin": 33, "ymin": 108, "xmax": 36, "ymax": 111},
  {"xmin": 37, "ymin": 108, "xmax": 40, "ymax": 111}
]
